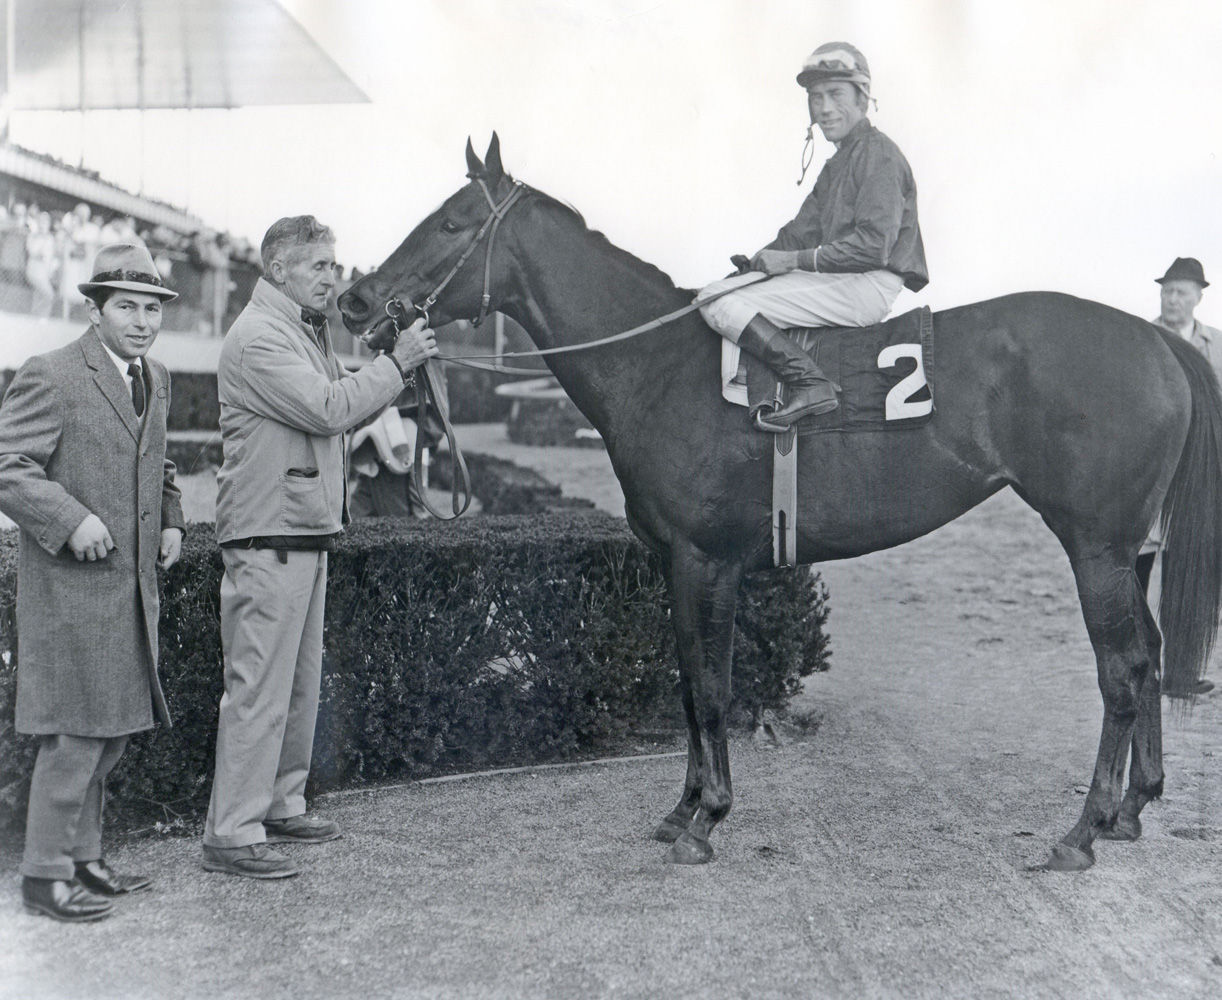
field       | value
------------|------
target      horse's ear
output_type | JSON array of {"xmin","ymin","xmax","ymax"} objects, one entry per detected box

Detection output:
[
  {"xmin": 465, "ymin": 137, "xmax": 484, "ymax": 178},
  {"xmin": 484, "ymin": 132, "xmax": 503, "ymax": 184}
]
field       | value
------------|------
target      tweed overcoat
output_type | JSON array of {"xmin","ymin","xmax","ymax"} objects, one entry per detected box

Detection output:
[{"xmin": 0, "ymin": 327, "xmax": 186, "ymax": 736}]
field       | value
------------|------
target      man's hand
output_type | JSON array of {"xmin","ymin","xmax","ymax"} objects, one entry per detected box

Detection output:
[
  {"xmin": 67, "ymin": 513, "xmax": 114, "ymax": 562},
  {"xmin": 159, "ymin": 527, "xmax": 184, "ymax": 569},
  {"xmin": 749, "ymin": 249, "xmax": 803, "ymax": 275},
  {"xmin": 390, "ymin": 317, "xmax": 439, "ymax": 372}
]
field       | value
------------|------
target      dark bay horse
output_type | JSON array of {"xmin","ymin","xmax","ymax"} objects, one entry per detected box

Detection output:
[{"xmin": 339, "ymin": 135, "xmax": 1222, "ymax": 871}]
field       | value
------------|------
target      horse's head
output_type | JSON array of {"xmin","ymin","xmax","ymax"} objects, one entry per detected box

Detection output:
[{"xmin": 338, "ymin": 133, "xmax": 522, "ymax": 350}]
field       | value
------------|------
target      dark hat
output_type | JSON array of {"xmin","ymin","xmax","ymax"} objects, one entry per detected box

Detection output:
[
  {"xmin": 78, "ymin": 243, "xmax": 178, "ymax": 300},
  {"xmin": 1156, "ymin": 257, "xmax": 1209, "ymax": 288}
]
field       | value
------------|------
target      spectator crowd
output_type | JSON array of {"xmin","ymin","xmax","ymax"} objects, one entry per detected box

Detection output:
[{"xmin": 0, "ymin": 198, "xmax": 278, "ymax": 337}]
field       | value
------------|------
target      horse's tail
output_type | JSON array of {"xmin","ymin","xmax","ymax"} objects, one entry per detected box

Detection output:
[{"xmin": 1156, "ymin": 327, "xmax": 1222, "ymax": 697}]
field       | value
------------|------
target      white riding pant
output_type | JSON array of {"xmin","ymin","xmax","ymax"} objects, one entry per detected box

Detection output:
[{"xmin": 697, "ymin": 269, "xmax": 905, "ymax": 340}]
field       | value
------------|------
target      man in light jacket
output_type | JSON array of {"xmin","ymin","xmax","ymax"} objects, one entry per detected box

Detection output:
[
  {"xmin": 0, "ymin": 243, "xmax": 185, "ymax": 921},
  {"xmin": 202, "ymin": 216, "xmax": 436, "ymax": 879}
]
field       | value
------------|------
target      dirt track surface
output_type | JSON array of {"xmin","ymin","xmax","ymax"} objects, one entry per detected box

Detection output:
[{"xmin": 2, "ymin": 455, "xmax": 1221, "ymax": 999}]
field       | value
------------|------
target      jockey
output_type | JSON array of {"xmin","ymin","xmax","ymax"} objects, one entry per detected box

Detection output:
[{"xmin": 698, "ymin": 42, "xmax": 929, "ymax": 427}]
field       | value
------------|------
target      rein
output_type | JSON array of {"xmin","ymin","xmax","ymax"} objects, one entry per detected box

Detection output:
[
  {"xmin": 382, "ymin": 297, "xmax": 471, "ymax": 520},
  {"xmin": 386, "ymin": 177, "xmax": 768, "ymax": 372}
]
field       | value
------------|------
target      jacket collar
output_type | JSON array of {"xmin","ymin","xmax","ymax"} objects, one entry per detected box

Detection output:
[
  {"xmin": 250, "ymin": 277, "xmax": 330, "ymax": 355},
  {"xmin": 1153, "ymin": 316, "xmax": 1210, "ymax": 343},
  {"xmin": 251, "ymin": 277, "xmax": 311, "ymax": 326},
  {"xmin": 80, "ymin": 326, "xmax": 143, "ymax": 442},
  {"xmin": 833, "ymin": 116, "xmax": 873, "ymax": 154}
]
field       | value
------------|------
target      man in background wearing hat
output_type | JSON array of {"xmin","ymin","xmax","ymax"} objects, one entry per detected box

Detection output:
[
  {"xmin": 0, "ymin": 243, "xmax": 186, "ymax": 921},
  {"xmin": 1135, "ymin": 257, "xmax": 1220, "ymax": 695},
  {"xmin": 697, "ymin": 41, "xmax": 928, "ymax": 427}
]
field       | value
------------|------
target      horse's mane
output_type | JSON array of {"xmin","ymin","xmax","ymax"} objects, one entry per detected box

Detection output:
[{"xmin": 522, "ymin": 184, "xmax": 691, "ymax": 299}]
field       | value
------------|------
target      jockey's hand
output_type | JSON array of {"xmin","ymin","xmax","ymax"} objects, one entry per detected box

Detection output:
[
  {"xmin": 730, "ymin": 254, "xmax": 752, "ymax": 274},
  {"xmin": 390, "ymin": 317, "xmax": 439, "ymax": 371},
  {"xmin": 749, "ymin": 249, "xmax": 802, "ymax": 275}
]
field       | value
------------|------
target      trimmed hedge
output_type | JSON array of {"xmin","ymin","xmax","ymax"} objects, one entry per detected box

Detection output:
[{"xmin": 0, "ymin": 513, "xmax": 829, "ymax": 832}]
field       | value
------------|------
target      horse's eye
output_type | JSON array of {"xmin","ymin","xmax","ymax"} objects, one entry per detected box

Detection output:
[{"xmin": 441, "ymin": 219, "xmax": 461, "ymax": 234}]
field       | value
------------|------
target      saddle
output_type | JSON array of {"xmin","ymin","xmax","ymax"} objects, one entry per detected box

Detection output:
[
  {"xmin": 720, "ymin": 307, "xmax": 935, "ymax": 566},
  {"xmin": 722, "ymin": 306, "xmax": 936, "ymax": 434}
]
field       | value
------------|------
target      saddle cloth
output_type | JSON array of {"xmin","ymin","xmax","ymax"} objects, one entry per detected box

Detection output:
[{"xmin": 721, "ymin": 306, "xmax": 935, "ymax": 435}]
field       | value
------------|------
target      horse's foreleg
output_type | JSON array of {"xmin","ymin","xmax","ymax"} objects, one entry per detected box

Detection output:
[
  {"xmin": 1099, "ymin": 594, "xmax": 1164, "ymax": 842},
  {"xmin": 651, "ymin": 686, "xmax": 703, "ymax": 843},
  {"xmin": 1044, "ymin": 556, "xmax": 1153, "ymax": 871},
  {"xmin": 658, "ymin": 544, "xmax": 742, "ymax": 865}
]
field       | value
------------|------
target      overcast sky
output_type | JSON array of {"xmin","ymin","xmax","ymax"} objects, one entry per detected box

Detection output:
[{"xmin": 9, "ymin": 0, "xmax": 1222, "ymax": 323}]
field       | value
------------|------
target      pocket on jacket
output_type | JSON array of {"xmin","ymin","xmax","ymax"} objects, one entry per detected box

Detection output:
[{"xmin": 280, "ymin": 471, "xmax": 325, "ymax": 531}]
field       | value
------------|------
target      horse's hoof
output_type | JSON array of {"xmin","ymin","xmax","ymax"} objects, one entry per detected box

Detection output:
[
  {"xmin": 1098, "ymin": 815, "xmax": 1142, "ymax": 842},
  {"xmin": 652, "ymin": 816, "xmax": 690, "ymax": 844},
  {"xmin": 1035, "ymin": 842, "xmax": 1096, "ymax": 872},
  {"xmin": 664, "ymin": 833, "xmax": 714, "ymax": 865}
]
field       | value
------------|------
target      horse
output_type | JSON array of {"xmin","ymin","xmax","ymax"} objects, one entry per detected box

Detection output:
[{"xmin": 338, "ymin": 134, "xmax": 1222, "ymax": 871}]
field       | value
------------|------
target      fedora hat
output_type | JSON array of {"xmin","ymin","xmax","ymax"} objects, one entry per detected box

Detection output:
[
  {"xmin": 1156, "ymin": 257, "xmax": 1209, "ymax": 288},
  {"xmin": 78, "ymin": 243, "xmax": 178, "ymax": 300}
]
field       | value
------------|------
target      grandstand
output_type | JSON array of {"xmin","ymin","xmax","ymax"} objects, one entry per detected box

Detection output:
[
  {"xmin": 0, "ymin": 139, "xmax": 367, "ymax": 376},
  {"xmin": 0, "ymin": 0, "xmax": 371, "ymax": 374}
]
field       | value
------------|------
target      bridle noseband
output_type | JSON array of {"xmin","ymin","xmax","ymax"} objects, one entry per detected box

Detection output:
[
  {"xmin": 371, "ymin": 178, "xmax": 524, "ymax": 524},
  {"xmin": 384, "ymin": 177, "xmax": 526, "ymax": 336}
]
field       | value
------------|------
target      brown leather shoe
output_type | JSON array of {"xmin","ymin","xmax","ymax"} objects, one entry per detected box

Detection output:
[
  {"xmin": 22, "ymin": 877, "xmax": 113, "ymax": 922},
  {"xmin": 201, "ymin": 842, "xmax": 299, "ymax": 879},
  {"xmin": 75, "ymin": 859, "xmax": 153, "ymax": 895},
  {"xmin": 263, "ymin": 814, "xmax": 342, "ymax": 844}
]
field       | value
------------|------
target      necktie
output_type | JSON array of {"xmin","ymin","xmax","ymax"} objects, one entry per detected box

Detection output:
[
  {"xmin": 301, "ymin": 308, "xmax": 329, "ymax": 354},
  {"xmin": 127, "ymin": 362, "xmax": 145, "ymax": 417}
]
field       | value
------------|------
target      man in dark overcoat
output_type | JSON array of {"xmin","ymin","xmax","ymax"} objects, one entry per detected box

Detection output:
[{"xmin": 0, "ymin": 243, "xmax": 186, "ymax": 921}]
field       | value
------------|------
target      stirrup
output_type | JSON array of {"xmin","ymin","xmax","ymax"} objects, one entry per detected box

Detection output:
[{"xmin": 752, "ymin": 408, "xmax": 790, "ymax": 434}]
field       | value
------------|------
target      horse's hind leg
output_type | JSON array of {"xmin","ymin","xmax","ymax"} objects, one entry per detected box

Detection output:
[
  {"xmin": 1099, "ymin": 594, "xmax": 1164, "ymax": 841},
  {"xmin": 655, "ymin": 544, "xmax": 742, "ymax": 865},
  {"xmin": 1043, "ymin": 553, "xmax": 1156, "ymax": 871}
]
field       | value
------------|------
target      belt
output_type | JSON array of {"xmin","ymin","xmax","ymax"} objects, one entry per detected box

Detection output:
[{"xmin": 221, "ymin": 533, "xmax": 341, "ymax": 559}]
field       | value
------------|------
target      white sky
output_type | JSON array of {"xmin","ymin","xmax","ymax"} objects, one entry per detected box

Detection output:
[{"xmin": 8, "ymin": 0, "xmax": 1222, "ymax": 322}]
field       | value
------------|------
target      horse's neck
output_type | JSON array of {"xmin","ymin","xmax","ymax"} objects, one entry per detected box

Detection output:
[{"xmin": 499, "ymin": 215, "xmax": 704, "ymax": 442}]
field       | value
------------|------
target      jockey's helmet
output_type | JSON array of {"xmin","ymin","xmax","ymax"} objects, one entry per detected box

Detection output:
[{"xmin": 797, "ymin": 42, "xmax": 871, "ymax": 99}]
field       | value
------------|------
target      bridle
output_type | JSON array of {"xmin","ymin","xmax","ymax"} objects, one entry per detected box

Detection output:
[
  {"xmin": 384, "ymin": 176, "xmax": 526, "ymax": 332},
  {"xmin": 368, "ymin": 177, "xmax": 524, "ymax": 522}
]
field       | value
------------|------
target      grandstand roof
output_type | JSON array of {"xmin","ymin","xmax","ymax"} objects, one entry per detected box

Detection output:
[
  {"xmin": 0, "ymin": 144, "xmax": 204, "ymax": 231},
  {"xmin": 3, "ymin": 0, "xmax": 369, "ymax": 110}
]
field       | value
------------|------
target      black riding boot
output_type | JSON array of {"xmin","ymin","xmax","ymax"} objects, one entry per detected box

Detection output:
[{"xmin": 736, "ymin": 314, "xmax": 840, "ymax": 426}]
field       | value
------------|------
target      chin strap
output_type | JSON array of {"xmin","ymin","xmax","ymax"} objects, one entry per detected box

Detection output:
[{"xmin": 797, "ymin": 126, "xmax": 815, "ymax": 186}]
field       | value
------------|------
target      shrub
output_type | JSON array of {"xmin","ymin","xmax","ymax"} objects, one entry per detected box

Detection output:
[{"xmin": 0, "ymin": 513, "xmax": 829, "ymax": 832}]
